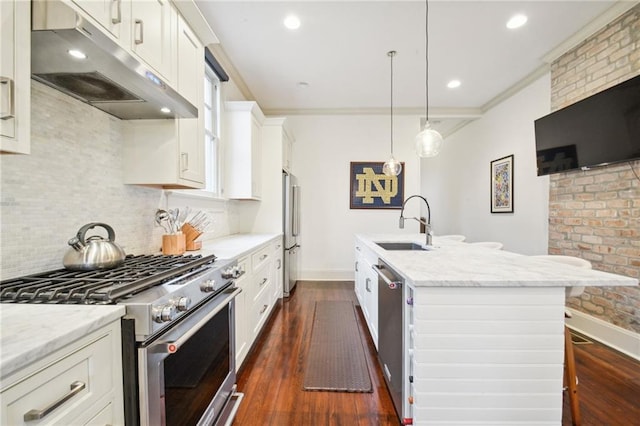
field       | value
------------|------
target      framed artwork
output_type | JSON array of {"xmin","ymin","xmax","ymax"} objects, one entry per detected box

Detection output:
[
  {"xmin": 350, "ymin": 162, "xmax": 404, "ymax": 209},
  {"xmin": 490, "ymin": 155, "xmax": 514, "ymax": 213}
]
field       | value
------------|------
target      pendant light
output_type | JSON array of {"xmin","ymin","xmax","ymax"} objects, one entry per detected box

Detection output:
[
  {"xmin": 383, "ymin": 50, "xmax": 402, "ymax": 176},
  {"xmin": 415, "ymin": 0, "xmax": 443, "ymax": 158}
]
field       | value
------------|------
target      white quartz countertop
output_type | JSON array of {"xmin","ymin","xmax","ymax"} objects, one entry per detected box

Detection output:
[
  {"xmin": 0, "ymin": 304, "xmax": 125, "ymax": 380},
  {"xmin": 356, "ymin": 233, "xmax": 638, "ymax": 288},
  {"xmin": 196, "ymin": 233, "xmax": 282, "ymax": 260}
]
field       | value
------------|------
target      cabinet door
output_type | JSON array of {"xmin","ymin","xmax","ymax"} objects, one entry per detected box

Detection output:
[
  {"xmin": 354, "ymin": 248, "xmax": 365, "ymax": 307},
  {"xmin": 73, "ymin": 0, "xmax": 123, "ymax": 40},
  {"xmin": 0, "ymin": 0, "xmax": 30, "ymax": 154},
  {"xmin": 130, "ymin": 0, "xmax": 174, "ymax": 81},
  {"xmin": 176, "ymin": 15, "xmax": 204, "ymax": 184},
  {"xmin": 225, "ymin": 102, "xmax": 265, "ymax": 199}
]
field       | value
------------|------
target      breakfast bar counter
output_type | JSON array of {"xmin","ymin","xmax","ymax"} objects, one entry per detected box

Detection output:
[{"xmin": 355, "ymin": 234, "xmax": 637, "ymax": 425}]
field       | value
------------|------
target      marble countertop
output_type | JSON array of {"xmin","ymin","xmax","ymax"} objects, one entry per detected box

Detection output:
[
  {"xmin": 356, "ymin": 233, "xmax": 639, "ymax": 288},
  {"xmin": 0, "ymin": 304, "xmax": 125, "ymax": 380},
  {"xmin": 197, "ymin": 233, "xmax": 282, "ymax": 260},
  {"xmin": 0, "ymin": 233, "xmax": 280, "ymax": 381}
]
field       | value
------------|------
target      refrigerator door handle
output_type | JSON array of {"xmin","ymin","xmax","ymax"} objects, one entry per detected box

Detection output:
[{"xmin": 292, "ymin": 185, "xmax": 301, "ymax": 237}]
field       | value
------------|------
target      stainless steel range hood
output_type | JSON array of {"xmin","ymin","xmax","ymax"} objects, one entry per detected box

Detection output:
[{"xmin": 31, "ymin": 0, "xmax": 197, "ymax": 120}]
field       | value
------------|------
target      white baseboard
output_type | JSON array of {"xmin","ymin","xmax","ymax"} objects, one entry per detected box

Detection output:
[
  {"xmin": 300, "ymin": 270, "xmax": 354, "ymax": 281},
  {"xmin": 566, "ymin": 308, "xmax": 640, "ymax": 361}
]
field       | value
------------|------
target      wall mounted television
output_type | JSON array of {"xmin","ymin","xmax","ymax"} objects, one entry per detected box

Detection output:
[{"xmin": 534, "ymin": 74, "xmax": 640, "ymax": 176}]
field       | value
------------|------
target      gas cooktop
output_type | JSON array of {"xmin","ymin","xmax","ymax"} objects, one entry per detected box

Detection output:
[{"xmin": 0, "ymin": 254, "xmax": 218, "ymax": 304}]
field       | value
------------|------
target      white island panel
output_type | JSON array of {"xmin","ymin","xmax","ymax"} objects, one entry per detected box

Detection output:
[{"xmin": 411, "ymin": 286, "xmax": 565, "ymax": 425}]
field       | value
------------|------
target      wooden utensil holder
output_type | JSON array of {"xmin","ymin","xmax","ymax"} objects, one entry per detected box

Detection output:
[
  {"xmin": 181, "ymin": 223, "xmax": 202, "ymax": 251},
  {"xmin": 162, "ymin": 233, "xmax": 186, "ymax": 255}
]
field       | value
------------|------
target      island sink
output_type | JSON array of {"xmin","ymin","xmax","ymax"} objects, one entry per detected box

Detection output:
[{"xmin": 375, "ymin": 242, "xmax": 429, "ymax": 251}]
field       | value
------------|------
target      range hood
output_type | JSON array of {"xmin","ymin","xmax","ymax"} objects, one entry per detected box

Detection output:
[{"xmin": 31, "ymin": 0, "xmax": 197, "ymax": 120}]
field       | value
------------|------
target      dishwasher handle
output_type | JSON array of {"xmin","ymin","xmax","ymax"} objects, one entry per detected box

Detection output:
[{"xmin": 372, "ymin": 264, "xmax": 402, "ymax": 290}]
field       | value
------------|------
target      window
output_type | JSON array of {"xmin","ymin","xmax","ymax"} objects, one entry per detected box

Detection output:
[{"xmin": 203, "ymin": 63, "xmax": 221, "ymax": 196}]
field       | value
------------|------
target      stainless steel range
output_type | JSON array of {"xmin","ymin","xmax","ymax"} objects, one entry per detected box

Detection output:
[{"xmin": 0, "ymin": 254, "xmax": 244, "ymax": 426}]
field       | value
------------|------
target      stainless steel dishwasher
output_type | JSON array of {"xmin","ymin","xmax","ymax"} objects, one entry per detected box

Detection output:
[{"xmin": 373, "ymin": 258, "xmax": 406, "ymax": 423}]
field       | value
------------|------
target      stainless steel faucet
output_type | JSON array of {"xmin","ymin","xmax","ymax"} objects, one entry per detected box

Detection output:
[{"xmin": 399, "ymin": 195, "xmax": 433, "ymax": 246}]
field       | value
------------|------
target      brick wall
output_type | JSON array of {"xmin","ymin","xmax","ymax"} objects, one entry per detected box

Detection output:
[{"xmin": 548, "ymin": 5, "xmax": 640, "ymax": 333}]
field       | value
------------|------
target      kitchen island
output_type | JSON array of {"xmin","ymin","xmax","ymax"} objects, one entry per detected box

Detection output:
[{"xmin": 355, "ymin": 234, "xmax": 637, "ymax": 426}]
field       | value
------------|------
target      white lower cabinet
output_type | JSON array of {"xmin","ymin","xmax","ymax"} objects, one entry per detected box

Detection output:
[
  {"xmin": 234, "ymin": 238, "xmax": 282, "ymax": 371},
  {"xmin": 354, "ymin": 238, "xmax": 379, "ymax": 349},
  {"xmin": 0, "ymin": 320, "xmax": 124, "ymax": 426},
  {"xmin": 234, "ymin": 256, "xmax": 250, "ymax": 369}
]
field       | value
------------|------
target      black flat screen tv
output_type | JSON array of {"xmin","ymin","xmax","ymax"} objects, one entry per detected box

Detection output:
[{"xmin": 534, "ymin": 74, "xmax": 640, "ymax": 176}]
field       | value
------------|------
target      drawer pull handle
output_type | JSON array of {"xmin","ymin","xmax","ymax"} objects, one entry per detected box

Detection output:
[
  {"xmin": 260, "ymin": 304, "xmax": 268, "ymax": 314},
  {"xmin": 134, "ymin": 19, "xmax": 144, "ymax": 44},
  {"xmin": 260, "ymin": 277, "xmax": 268, "ymax": 286},
  {"xmin": 277, "ymin": 259, "xmax": 281, "ymax": 270},
  {"xmin": 0, "ymin": 77, "xmax": 14, "ymax": 120},
  {"xmin": 24, "ymin": 381, "xmax": 86, "ymax": 421},
  {"xmin": 259, "ymin": 254, "xmax": 268, "ymax": 261},
  {"xmin": 111, "ymin": 0, "xmax": 121, "ymax": 24}
]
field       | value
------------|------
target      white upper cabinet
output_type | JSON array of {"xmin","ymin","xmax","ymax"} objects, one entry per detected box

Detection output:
[
  {"xmin": 175, "ymin": 13, "xmax": 204, "ymax": 184},
  {"xmin": 72, "ymin": 0, "xmax": 125, "ymax": 40},
  {"xmin": 122, "ymin": 10, "xmax": 205, "ymax": 189},
  {"xmin": 0, "ymin": 0, "xmax": 30, "ymax": 154},
  {"xmin": 225, "ymin": 101, "xmax": 265, "ymax": 200},
  {"xmin": 130, "ymin": 0, "xmax": 175, "ymax": 83}
]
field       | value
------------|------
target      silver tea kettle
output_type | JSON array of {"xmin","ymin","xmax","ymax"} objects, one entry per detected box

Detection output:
[{"xmin": 63, "ymin": 223, "xmax": 126, "ymax": 270}]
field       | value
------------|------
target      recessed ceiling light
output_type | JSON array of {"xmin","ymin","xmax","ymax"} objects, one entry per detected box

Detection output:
[
  {"xmin": 68, "ymin": 49, "xmax": 87, "ymax": 59},
  {"xmin": 160, "ymin": 107, "xmax": 171, "ymax": 114},
  {"xmin": 447, "ymin": 80, "xmax": 461, "ymax": 89},
  {"xmin": 506, "ymin": 14, "xmax": 528, "ymax": 29},
  {"xmin": 284, "ymin": 15, "xmax": 301, "ymax": 30}
]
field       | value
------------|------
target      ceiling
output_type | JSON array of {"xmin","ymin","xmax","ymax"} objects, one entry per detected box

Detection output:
[{"xmin": 195, "ymin": 1, "xmax": 636, "ymax": 135}]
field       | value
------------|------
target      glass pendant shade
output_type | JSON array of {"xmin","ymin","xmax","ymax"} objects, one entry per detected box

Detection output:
[
  {"xmin": 415, "ymin": 122, "xmax": 443, "ymax": 158},
  {"xmin": 383, "ymin": 155, "xmax": 402, "ymax": 176}
]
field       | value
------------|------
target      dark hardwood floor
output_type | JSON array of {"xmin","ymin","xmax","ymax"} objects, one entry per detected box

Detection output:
[{"xmin": 233, "ymin": 281, "xmax": 640, "ymax": 425}]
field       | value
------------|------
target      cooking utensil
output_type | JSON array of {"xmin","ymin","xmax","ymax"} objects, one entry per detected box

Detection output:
[
  {"xmin": 63, "ymin": 223, "xmax": 126, "ymax": 270},
  {"xmin": 155, "ymin": 209, "xmax": 172, "ymax": 233}
]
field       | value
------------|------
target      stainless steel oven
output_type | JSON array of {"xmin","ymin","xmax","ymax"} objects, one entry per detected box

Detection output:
[
  {"xmin": 1, "ymin": 253, "xmax": 244, "ymax": 426},
  {"xmin": 134, "ymin": 285, "xmax": 241, "ymax": 426}
]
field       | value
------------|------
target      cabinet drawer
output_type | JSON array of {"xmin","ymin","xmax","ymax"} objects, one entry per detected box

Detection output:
[
  {"xmin": 251, "ymin": 245, "xmax": 272, "ymax": 272},
  {"xmin": 251, "ymin": 280, "xmax": 274, "ymax": 337},
  {"xmin": 2, "ymin": 331, "xmax": 115, "ymax": 425},
  {"xmin": 252, "ymin": 261, "xmax": 272, "ymax": 304}
]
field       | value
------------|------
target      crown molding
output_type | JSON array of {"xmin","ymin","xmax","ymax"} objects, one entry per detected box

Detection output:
[
  {"xmin": 208, "ymin": 44, "xmax": 256, "ymax": 103},
  {"xmin": 262, "ymin": 106, "xmax": 482, "ymax": 118},
  {"xmin": 541, "ymin": 1, "xmax": 639, "ymax": 64}
]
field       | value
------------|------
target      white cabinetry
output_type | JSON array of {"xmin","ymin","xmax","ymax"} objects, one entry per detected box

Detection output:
[
  {"xmin": 122, "ymin": 11, "xmax": 204, "ymax": 189},
  {"xmin": 130, "ymin": 0, "xmax": 175, "ymax": 83},
  {"xmin": 272, "ymin": 239, "xmax": 283, "ymax": 302},
  {"xmin": 0, "ymin": 320, "xmax": 124, "ymax": 426},
  {"xmin": 72, "ymin": 0, "xmax": 125, "ymax": 40},
  {"xmin": 234, "ymin": 238, "xmax": 281, "ymax": 370},
  {"xmin": 234, "ymin": 256, "xmax": 250, "ymax": 369},
  {"xmin": 354, "ymin": 238, "xmax": 379, "ymax": 348},
  {"xmin": 224, "ymin": 102, "xmax": 265, "ymax": 200},
  {"xmin": 0, "ymin": 0, "xmax": 30, "ymax": 154}
]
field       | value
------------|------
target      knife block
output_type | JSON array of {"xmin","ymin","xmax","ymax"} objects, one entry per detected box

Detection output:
[
  {"xmin": 181, "ymin": 223, "xmax": 202, "ymax": 251},
  {"xmin": 162, "ymin": 233, "xmax": 186, "ymax": 255}
]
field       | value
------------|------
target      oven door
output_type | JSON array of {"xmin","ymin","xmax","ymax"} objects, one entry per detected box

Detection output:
[{"xmin": 138, "ymin": 286, "xmax": 241, "ymax": 426}]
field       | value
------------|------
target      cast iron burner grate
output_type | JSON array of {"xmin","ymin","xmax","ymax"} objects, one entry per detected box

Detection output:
[{"xmin": 0, "ymin": 254, "xmax": 217, "ymax": 304}]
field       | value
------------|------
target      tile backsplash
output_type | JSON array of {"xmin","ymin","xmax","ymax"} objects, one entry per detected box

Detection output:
[{"xmin": 0, "ymin": 82, "xmax": 237, "ymax": 279}]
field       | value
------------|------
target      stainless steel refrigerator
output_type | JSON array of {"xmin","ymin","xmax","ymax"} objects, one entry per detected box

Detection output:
[{"xmin": 283, "ymin": 172, "xmax": 300, "ymax": 297}]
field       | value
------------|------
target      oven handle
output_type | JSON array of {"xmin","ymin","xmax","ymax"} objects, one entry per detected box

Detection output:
[{"xmin": 160, "ymin": 287, "xmax": 241, "ymax": 354}]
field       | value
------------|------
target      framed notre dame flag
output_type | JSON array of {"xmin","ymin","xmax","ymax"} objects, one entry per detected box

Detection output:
[{"xmin": 349, "ymin": 162, "xmax": 404, "ymax": 209}]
